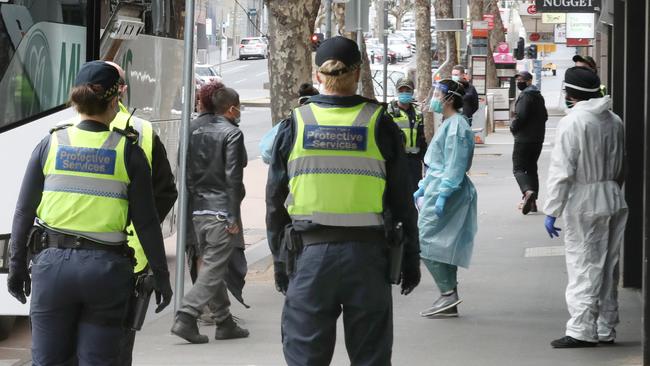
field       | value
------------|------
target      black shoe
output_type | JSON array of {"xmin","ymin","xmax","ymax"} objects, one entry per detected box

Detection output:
[
  {"xmin": 530, "ymin": 200, "xmax": 538, "ymax": 213},
  {"xmin": 426, "ymin": 305, "xmax": 459, "ymax": 318},
  {"xmin": 551, "ymin": 336, "xmax": 597, "ymax": 348},
  {"xmin": 171, "ymin": 312, "xmax": 209, "ymax": 344},
  {"xmin": 522, "ymin": 191, "xmax": 535, "ymax": 215},
  {"xmin": 215, "ymin": 315, "xmax": 250, "ymax": 340}
]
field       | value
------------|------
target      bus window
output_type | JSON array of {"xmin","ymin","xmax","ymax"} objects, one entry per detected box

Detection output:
[{"xmin": 0, "ymin": 1, "xmax": 88, "ymax": 132}]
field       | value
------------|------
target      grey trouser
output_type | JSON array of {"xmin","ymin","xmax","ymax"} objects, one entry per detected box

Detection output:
[{"xmin": 179, "ymin": 215, "xmax": 234, "ymax": 323}]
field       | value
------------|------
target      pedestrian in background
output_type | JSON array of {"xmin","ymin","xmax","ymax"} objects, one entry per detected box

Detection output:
[
  {"xmin": 545, "ymin": 67, "xmax": 627, "ymax": 348},
  {"xmin": 171, "ymin": 86, "xmax": 249, "ymax": 343},
  {"xmin": 266, "ymin": 36, "xmax": 420, "ymax": 365},
  {"xmin": 451, "ymin": 65, "xmax": 479, "ymax": 125},
  {"xmin": 510, "ymin": 71, "xmax": 548, "ymax": 215},
  {"xmin": 415, "ymin": 79, "xmax": 477, "ymax": 318},
  {"xmin": 7, "ymin": 61, "xmax": 172, "ymax": 365},
  {"xmin": 573, "ymin": 55, "xmax": 607, "ymax": 96},
  {"xmin": 387, "ymin": 77, "xmax": 427, "ymax": 190}
]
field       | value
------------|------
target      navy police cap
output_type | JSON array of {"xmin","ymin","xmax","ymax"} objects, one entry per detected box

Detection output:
[
  {"xmin": 315, "ymin": 36, "xmax": 361, "ymax": 75},
  {"xmin": 74, "ymin": 61, "xmax": 120, "ymax": 100}
]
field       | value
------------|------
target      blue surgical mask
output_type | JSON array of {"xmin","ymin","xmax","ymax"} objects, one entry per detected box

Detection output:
[
  {"xmin": 398, "ymin": 92, "xmax": 414, "ymax": 104},
  {"xmin": 430, "ymin": 98, "xmax": 444, "ymax": 113},
  {"xmin": 451, "ymin": 75, "xmax": 461, "ymax": 82}
]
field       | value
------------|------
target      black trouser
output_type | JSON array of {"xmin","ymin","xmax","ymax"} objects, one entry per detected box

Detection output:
[
  {"xmin": 512, "ymin": 141, "xmax": 544, "ymax": 197},
  {"xmin": 282, "ymin": 241, "xmax": 392, "ymax": 366},
  {"xmin": 30, "ymin": 248, "xmax": 133, "ymax": 366},
  {"xmin": 405, "ymin": 154, "xmax": 423, "ymax": 193}
]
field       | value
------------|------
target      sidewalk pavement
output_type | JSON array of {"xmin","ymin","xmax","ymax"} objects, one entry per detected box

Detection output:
[{"xmin": 143, "ymin": 119, "xmax": 642, "ymax": 366}]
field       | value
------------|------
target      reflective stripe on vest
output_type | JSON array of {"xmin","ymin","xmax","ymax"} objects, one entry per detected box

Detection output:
[
  {"xmin": 112, "ymin": 102, "xmax": 155, "ymax": 272},
  {"xmin": 390, "ymin": 103, "xmax": 422, "ymax": 154},
  {"xmin": 287, "ymin": 102, "xmax": 386, "ymax": 227},
  {"xmin": 37, "ymin": 126, "xmax": 130, "ymax": 244}
]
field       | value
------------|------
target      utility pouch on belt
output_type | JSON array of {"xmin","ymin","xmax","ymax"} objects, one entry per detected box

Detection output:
[
  {"xmin": 283, "ymin": 225, "xmax": 303, "ymax": 276},
  {"xmin": 125, "ymin": 273, "xmax": 155, "ymax": 331},
  {"xmin": 388, "ymin": 222, "xmax": 405, "ymax": 285}
]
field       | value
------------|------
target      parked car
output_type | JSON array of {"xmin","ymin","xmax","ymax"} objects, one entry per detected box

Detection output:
[
  {"xmin": 368, "ymin": 45, "xmax": 398, "ymax": 64},
  {"xmin": 239, "ymin": 37, "xmax": 268, "ymax": 60},
  {"xmin": 195, "ymin": 64, "xmax": 222, "ymax": 84},
  {"xmin": 388, "ymin": 37, "xmax": 413, "ymax": 59}
]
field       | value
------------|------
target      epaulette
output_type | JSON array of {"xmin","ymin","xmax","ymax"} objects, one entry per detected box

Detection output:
[
  {"xmin": 112, "ymin": 126, "xmax": 139, "ymax": 143},
  {"xmin": 49, "ymin": 123, "xmax": 73, "ymax": 134}
]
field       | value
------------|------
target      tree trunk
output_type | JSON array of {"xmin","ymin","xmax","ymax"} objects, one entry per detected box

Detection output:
[
  {"xmin": 395, "ymin": 13, "xmax": 403, "ymax": 30},
  {"xmin": 266, "ymin": 0, "xmax": 321, "ymax": 124},
  {"xmin": 470, "ymin": 0, "xmax": 483, "ymax": 23},
  {"xmin": 484, "ymin": 0, "xmax": 505, "ymax": 88},
  {"xmin": 434, "ymin": 0, "xmax": 458, "ymax": 78},
  {"xmin": 374, "ymin": 1, "xmax": 383, "ymax": 38},
  {"xmin": 334, "ymin": 3, "xmax": 375, "ymax": 99},
  {"xmin": 415, "ymin": 0, "xmax": 434, "ymax": 141}
]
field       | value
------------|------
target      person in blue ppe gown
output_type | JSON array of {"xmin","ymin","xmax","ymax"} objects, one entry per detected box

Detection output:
[{"xmin": 414, "ymin": 79, "xmax": 478, "ymax": 318}]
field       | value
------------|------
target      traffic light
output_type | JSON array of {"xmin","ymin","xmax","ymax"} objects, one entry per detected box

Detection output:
[
  {"xmin": 515, "ymin": 37, "xmax": 525, "ymax": 60},
  {"xmin": 311, "ymin": 33, "xmax": 324, "ymax": 51}
]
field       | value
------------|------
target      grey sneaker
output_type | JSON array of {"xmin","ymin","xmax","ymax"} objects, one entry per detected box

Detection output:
[
  {"xmin": 426, "ymin": 305, "xmax": 459, "ymax": 318},
  {"xmin": 198, "ymin": 312, "xmax": 216, "ymax": 326},
  {"xmin": 420, "ymin": 290, "xmax": 462, "ymax": 317}
]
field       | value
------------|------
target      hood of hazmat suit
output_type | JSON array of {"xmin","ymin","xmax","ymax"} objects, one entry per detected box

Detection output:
[{"xmin": 417, "ymin": 113, "xmax": 478, "ymax": 268}]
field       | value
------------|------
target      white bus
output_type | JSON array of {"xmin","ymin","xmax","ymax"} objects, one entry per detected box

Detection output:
[{"xmin": 0, "ymin": 0, "xmax": 186, "ymax": 339}]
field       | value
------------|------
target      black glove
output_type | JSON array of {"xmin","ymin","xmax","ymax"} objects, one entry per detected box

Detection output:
[
  {"xmin": 274, "ymin": 261, "xmax": 289, "ymax": 295},
  {"xmin": 153, "ymin": 271, "xmax": 173, "ymax": 313},
  {"xmin": 400, "ymin": 253, "xmax": 421, "ymax": 296},
  {"xmin": 7, "ymin": 264, "xmax": 31, "ymax": 304}
]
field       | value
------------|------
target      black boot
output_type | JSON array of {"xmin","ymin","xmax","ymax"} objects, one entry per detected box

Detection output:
[
  {"xmin": 171, "ymin": 312, "xmax": 209, "ymax": 344},
  {"xmin": 551, "ymin": 336, "xmax": 597, "ymax": 348},
  {"xmin": 214, "ymin": 315, "xmax": 250, "ymax": 340}
]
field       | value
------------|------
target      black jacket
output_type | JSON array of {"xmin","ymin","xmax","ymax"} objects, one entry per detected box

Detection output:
[
  {"xmin": 188, "ymin": 113, "xmax": 247, "ymax": 222},
  {"xmin": 510, "ymin": 85, "xmax": 548, "ymax": 143},
  {"xmin": 265, "ymin": 94, "xmax": 419, "ymax": 264}
]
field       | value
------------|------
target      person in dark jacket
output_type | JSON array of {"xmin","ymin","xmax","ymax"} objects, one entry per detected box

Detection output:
[
  {"xmin": 171, "ymin": 86, "xmax": 250, "ymax": 343},
  {"xmin": 452, "ymin": 65, "xmax": 479, "ymax": 125},
  {"xmin": 511, "ymin": 71, "xmax": 548, "ymax": 215},
  {"xmin": 266, "ymin": 36, "xmax": 420, "ymax": 365}
]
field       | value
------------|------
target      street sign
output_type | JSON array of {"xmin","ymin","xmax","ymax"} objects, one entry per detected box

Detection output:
[
  {"xmin": 527, "ymin": 5, "xmax": 537, "ymax": 14},
  {"xmin": 566, "ymin": 38, "xmax": 592, "ymax": 46},
  {"xmin": 344, "ymin": 0, "xmax": 370, "ymax": 32},
  {"xmin": 535, "ymin": 0, "xmax": 601, "ymax": 13},
  {"xmin": 527, "ymin": 31, "xmax": 554, "ymax": 43},
  {"xmin": 554, "ymin": 23, "xmax": 567, "ymax": 43},
  {"xmin": 436, "ymin": 18, "xmax": 465, "ymax": 31},
  {"xmin": 472, "ymin": 20, "xmax": 489, "ymax": 30},
  {"xmin": 482, "ymin": 14, "xmax": 495, "ymax": 30},
  {"xmin": 566, "ymin": 13, "xmax": 595, "ymax": 39}
]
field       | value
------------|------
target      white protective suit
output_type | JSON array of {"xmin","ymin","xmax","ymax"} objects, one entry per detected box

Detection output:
[{"xmin": 543, "ymin": 95, "xmax": 628, "ymax": 343}]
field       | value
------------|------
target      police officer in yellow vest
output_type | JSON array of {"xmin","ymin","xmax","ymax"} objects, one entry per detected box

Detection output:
[
  {"xmin": 104, "ymin": 62, "xmax": 178, "ymax": 366},
  {"xmin": 266, "ymin": 36, "xmax": 421, "ymax": 366},
  {"xmin": 7, "ymin": 61, "xmax": 173, "ymax": 366},
  {"xmin": 387, "ymin": 77, "xmax": 427, "ymax": 190}
]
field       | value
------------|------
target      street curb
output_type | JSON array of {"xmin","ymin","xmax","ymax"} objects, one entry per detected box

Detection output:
[{"xmin": 241, "ymin": 99, "xmax": 271, "ymax": 108}]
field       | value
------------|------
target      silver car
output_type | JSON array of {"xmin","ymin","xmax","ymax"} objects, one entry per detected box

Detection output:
[{"xmin": 239, "ymin": 37, "xmax": 268, "ymax": 60}]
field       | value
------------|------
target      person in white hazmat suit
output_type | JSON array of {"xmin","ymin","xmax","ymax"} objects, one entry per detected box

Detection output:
[
  {"xmin": 544, "ymin": 67, "xmax": 627, "ymax": 348},
  {"xmin": 414, "ymin": 79, "xmax": 478, "ymax": 318}
]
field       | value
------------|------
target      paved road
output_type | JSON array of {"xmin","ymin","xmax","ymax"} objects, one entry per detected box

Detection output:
[
  {"xmin": 216, "ymin": 58, "xmax": 270, "ymax": 101},
  {"xmin": 240, "ymin": 106, "xmax": 273, "ymax": 160}
]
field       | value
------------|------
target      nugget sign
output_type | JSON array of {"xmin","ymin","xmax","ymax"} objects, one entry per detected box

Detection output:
[
  {"xmin": 56, "ymin": 146, "xmax": 117, "ymax": 174},
  {"xmin": 303, "ymin": 125, "xmax": 368, "ymax": 151}
]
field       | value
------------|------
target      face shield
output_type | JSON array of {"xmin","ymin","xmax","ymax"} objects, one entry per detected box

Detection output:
[{"xmin": 423, "ymin": 80, "xmax": 463, "ymax": 113}]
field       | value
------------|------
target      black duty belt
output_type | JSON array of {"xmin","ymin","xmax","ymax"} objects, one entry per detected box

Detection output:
[
  {"xmin": 36, "ymin": 228, "xmax": 132, "ymax": 257},
  {"xmin": 300, "ymin": 227, "xmax": 386, "ymax": 246}
]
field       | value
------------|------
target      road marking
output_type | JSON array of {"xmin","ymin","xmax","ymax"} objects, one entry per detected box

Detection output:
[
  {"xmin": 233, "ymin": 78, "xmax": 248, "ymax": 84},
  {"xmin": 524, "ymin": 246, "xmax": 565, "ymax": 258},
  {"xmin": 255, "ymin": 71, "xmax": 267, "ymax": 77}
]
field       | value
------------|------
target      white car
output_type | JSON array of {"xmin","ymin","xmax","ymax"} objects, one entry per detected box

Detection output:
[
  {"xmin": 388, "ymin": 37, "xmax": 413, "ymax": 59},
  {"xmin": 195, "ymin": 64, "xmax": 222, "ymax": 84},
  {"xmin": 239, "ymin": 37, "xmax": 268, "ymax": 60}
]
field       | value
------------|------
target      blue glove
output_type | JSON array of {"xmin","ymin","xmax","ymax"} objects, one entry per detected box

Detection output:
[
  {"xmin": 544, "ymin": 216, "xmax": 561, "ymax": 238},
  {"xmin": 434, "ymin": 196, "xmax": 447, "ymax": 217}
]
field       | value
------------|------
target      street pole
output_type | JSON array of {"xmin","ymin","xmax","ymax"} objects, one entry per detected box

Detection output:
[
  {"xmin": 326, "ymin": 0, "xmax": 332, "ymax": 38},
  {"xmin": 175, "ymin": 0, "xmax": 196, "ymax": 314},
  {"xmin": 382, "ymin": 0, "xmax": 388, "ymax": 103},
  {"xmin": 357, "ymin": 0, "xmax": 363, "ymax": 93}
]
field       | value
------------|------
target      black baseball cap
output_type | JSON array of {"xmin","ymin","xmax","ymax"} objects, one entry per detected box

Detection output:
[
  {"xmin": 315, "ymin": 36, "xmax": 361, "ymax": 75},
  {"xmin": 572, "ymin": 55, "xmax": 597, "ymax": 70},
  {"xmin": 515, "ymin": 71, "xmax": 533, "ymax": 81},
  {"xmin": 74, "ymin": 61, "xmax": 120, "ymax": 100},
  {"xmin": 396, "ymin": 78, "xmax": 415, "ymax": 91}
]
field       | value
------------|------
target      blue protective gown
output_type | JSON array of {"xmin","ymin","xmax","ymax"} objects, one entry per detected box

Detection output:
[{"xmin": 418, "ymin": 113, "xmax": 478, "ymax": 268}]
